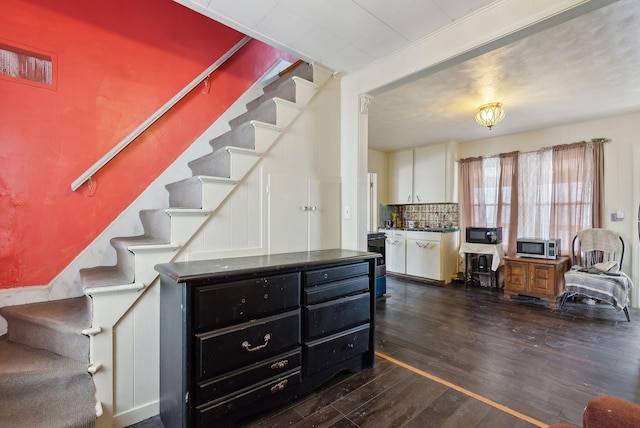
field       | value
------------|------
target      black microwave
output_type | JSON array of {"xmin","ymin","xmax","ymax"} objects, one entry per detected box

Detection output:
[{"xmin": 466, "ymin": 227, "xmax": 502, "ymax": 244}]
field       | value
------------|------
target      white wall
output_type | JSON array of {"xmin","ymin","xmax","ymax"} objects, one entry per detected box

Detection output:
[
  {"xmin": 458, "ymin": 110, "xmax": 640, "ymax": 307},
  {"xmin": 368, "ymin": 149, "xmax": 389, "ymax": 205}
]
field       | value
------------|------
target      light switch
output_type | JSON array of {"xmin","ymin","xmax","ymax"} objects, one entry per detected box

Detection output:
[{"xmin": 343, "ymin": 205, "xmax": 351, "ymax": 220}]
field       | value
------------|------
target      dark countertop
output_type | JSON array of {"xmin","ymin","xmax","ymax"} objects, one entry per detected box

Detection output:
[
  {"xmin": 155, "ymin": 249, "xmax": 379, "ymax": 283},
  {"xmin": 379, "ymin": 227, "xmax": 459, "ymax": 233}
]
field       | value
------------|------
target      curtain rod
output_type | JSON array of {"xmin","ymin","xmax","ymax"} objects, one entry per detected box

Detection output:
[{"xmin": 458, "ymin": 137, "xmax": 611, "ymax": 163}]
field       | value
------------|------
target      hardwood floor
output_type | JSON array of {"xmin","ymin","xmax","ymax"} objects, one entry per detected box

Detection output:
[
  {"xmin": 239, "ymin": 275, "xmax": 640, "ymax": 428},
  {"xmin": 132, "ymin": 275, "xmax": 640, "ymax": 427}
]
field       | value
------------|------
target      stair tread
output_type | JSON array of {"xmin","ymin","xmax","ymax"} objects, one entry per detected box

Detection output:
[
  {"xmin": 80, "ymin": 265, "xmax": 131, "ymax": 286},
  {"xmin": 0, "ymin": 336, "xmax": 96, "ymax": 428},
  {"xmin": 0, "ymin": 335, "xmax": 87, "ymax": 376},
  {"xmin": 0, "ymin": 297, "xmax": 90, "ymax": 333},
  {"xmin": 111, "ymin": 235, "xmax": 168, "ymax": 246}
]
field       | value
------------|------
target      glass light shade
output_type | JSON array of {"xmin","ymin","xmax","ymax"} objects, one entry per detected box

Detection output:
[{"xmin": 475, "ymin": 102, "xmax": 505, "ymax": 130}]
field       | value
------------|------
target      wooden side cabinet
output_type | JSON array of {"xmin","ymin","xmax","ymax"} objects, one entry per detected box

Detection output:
[{"xmin": 504, "ymin": 256, "xmax": 570, "ymax": 307}]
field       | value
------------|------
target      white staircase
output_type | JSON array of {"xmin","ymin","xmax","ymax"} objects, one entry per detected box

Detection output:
[{"xmin": 77, "ymin": 61, "xmax": 332, "ymax": 427}]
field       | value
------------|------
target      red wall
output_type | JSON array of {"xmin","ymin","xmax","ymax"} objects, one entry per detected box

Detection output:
[{"xmin": 0, "ymin": 0, "xmax": 293, "ymax": 288}]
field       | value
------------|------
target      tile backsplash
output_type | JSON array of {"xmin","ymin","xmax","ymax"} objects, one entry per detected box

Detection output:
[{"xmin": 380, "ymin": 203, "xmax": 459, "ymax": 229}]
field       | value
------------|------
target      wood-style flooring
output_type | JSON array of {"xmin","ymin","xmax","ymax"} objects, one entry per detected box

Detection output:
[{"xmin": 132, "ymin": 275, "xmax": 640, "ymax": 427}]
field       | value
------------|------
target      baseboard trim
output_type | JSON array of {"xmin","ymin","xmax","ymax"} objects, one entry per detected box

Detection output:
[
  {"xmin": 0, "ymin": 285, "xmax": 50, "ymax": 336},
  {"xmin": 0, "ymin": 285, "xmax": 50, "ymax": 308},
  {"xmin": 112, "ymin": 400, "xmax": 159, "ymax": 427}
]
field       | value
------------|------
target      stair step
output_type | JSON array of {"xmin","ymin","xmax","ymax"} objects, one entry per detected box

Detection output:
[
  {"xmin": 79, "ymin": 238, "xmax": 173, "ymax": 289},
  {"xmin": 229, "ymin": 97, "xmax": 301, "ymax": 129},
  {"xmin": 164, "ymin": 208, "xmax": 211, "ymax": 248},
  {"xmin": 166, "ymin": 176, "xmax": 236, "ymax": 210},
  {"xmin": 244, "ymin": 73, "xmax": 317, "ymax": 119},
  {"xmin": 0, "ymin": 297, "xmax": 90, "ymax": 363},
  {"xmin": 264, "ymin": 61, "xmax": 313, "ymax": 94},
  {"xmin": 0, "ymin": 336, "xmax": 95, "ymax": 428},
  {"xmin": 188, "ymin": 147, "xmax": 232, "ymax": 177},
  {"xmin": 140, "ymin": 209, "xmax": 171, "ymax": 241},
  {"xmin": 212, "ymin": 121, "xmax": 282, "ymax": 155},
  {"xmin": 98, "ymin": 235, "xmax": 168, "ymax": 285},
  {"xmin": 188, "ymin": 146, "xmax": 260, "ymax": 179},
  {"xmin": 80, "ymin": 265, "xmax": 132, "ymax": 289},
  {"xmin": 246, "ymin": 76, "xmax": 299, "ymax": 110}
]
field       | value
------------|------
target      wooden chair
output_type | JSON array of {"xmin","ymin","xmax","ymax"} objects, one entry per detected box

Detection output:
[{"xmin": 558, "ymin": 228, "xmax": 631, "ymax": 322}]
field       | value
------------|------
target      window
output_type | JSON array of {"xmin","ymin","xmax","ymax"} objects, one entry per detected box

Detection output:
[
  {"xmin": 461, "ymin": 140, "xmax": 603, "ymax": 255},
  {"xmin": 0, "ymin": 41, "xmax": 56, "ymax": 89}
]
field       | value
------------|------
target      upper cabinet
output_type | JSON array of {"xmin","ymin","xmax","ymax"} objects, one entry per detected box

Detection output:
[
  {"xmin": 388, "ymin": 143, "xmax": 457, "ymax": 204},
  {"xmin": 388, "ymin": 149, "xmax": 413, "ymax": 204},
  {"xmin": 413, "ymin": 145, "xmax": 445, "ymax": 203}
]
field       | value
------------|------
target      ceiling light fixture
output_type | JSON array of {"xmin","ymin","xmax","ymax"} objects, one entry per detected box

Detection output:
[{"xmin": 475, "ymin": 102, "xmax": 505, "ymax": 130}]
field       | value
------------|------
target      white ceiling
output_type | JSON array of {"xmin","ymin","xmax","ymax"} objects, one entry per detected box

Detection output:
[
  {"xmin": 180, "ymin": 0, "xmax": 496, "ymax": 73},
  {"xmin": 177, "ymin": 0, "xmax": 640, "ymax": 152}
]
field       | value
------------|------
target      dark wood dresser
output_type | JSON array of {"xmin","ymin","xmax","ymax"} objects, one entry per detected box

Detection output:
[{"xmin": 155, "ymin": 249, "xmax": 378, "ymax": 428}]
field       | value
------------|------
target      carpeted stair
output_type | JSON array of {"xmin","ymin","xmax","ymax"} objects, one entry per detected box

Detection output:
[
  {"xmin": 0, "ymin": 61, "xmax": 318, "ymax": 428},
  {"xmin": 0, "ymin": 297, "xmax": 95, "ymax": 428}
]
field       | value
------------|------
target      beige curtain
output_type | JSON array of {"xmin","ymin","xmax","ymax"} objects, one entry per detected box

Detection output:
[
  {"xmin": 498, "ymin": 152, "xmax": 518, "ymax": 255},
  {"xmin": 550, "ymin": 141, "xmax": 595, "ymax": 253},
  {"xmin": 459, "ymin": 153, "xmax": 518, "ymax": 254},
  {"xmin": 459, "ymin": 156, "xmax": 484, "ymax": 235}
]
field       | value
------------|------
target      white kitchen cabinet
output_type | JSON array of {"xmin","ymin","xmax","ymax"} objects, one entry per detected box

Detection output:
[
  {"xmin": 388, "ymin": 143, "xmax": 457, "ymax": 204},
  {"xmin": 388, "ymin": 230, "xmax": 459, "ymax": 283},
  {"xmin": 406, "ymin": 231, "xmax": 441, "ymax": 279},
  {"xmin": 413, "ymin": 145, "xmax": 445, "ymax": 203},
  {"xmin": 385, "ymin": 229, "xmax": 406, "ymax": 274},
  {"xmin": 388, "ymin": 149, "xmax": 413, "ymax": 204},
  {"xmin": 267, "ymin": 173, "xmax": 340, "ymax": 253}
]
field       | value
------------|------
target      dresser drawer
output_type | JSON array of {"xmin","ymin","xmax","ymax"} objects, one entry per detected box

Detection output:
[
  {"xmin": 304, "ymin": 262, "xmax": 369, "ymax": 286},
  {"xmin": 196, "ymin": 310, "xmax": 300, "ymax": 380},
  {"xmin": 305, "ymin": 293, "xmax": 370, "ymax": 339},
  {"xmin": 196, "ymin": 350, "xmax": 301, "ymax": 406},
  {"xmin": 196, "ymin": 370, "xmax": 301, "ymax": 428},
  {"xmin": 304, "ymin": 275, "xmax": 369, "ymax": 305},
  {"xmin": 304, "ymin": 324, "xmax": 370, "ymax": 376},
  {"xmin": 195, "ymin": 273, "xmax": 300, "ymax": 331}
]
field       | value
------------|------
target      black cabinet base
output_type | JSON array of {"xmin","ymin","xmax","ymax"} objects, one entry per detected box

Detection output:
[
  {"xmin": 156, "ymin": 250, "xmax": 378, "ymax": 428},
  {"xmin": 197, "ymin": 353, "xmax": 374, "ymax": 428}
]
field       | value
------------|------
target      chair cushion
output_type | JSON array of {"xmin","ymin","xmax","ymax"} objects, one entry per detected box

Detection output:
[{"xmin": 593, "ymin": 261, "xmax": 618, "ymax": 272}]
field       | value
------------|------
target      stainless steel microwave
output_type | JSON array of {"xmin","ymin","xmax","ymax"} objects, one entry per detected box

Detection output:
[
  {"xmin": 465, "ymin": 227, "xmax": 502, "ymax": 244},
  {"xmin": 516, "ymin": 238, "xmax": 561, "ymax": 259}
]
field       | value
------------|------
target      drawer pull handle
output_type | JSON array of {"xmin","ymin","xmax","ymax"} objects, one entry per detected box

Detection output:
[
  {"xmin": 242, "ymin": 334, "xmax": 271, "ymax": 352},
  {"xmin": 271, "ymin": 359, "xmax": 289, "ymax": 370},
  {"xmin": 270, "ymin": 379, "xmax": 288, "ymax": 393}
]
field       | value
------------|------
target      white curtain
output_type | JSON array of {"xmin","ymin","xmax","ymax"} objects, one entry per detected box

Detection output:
[
  {"xmin": 517, "ymin": 148, "xmax": 553, "ymax": 239},
  {"xmin": 481, "ymin": 156, "xmax": 500, "ymax": 228}
]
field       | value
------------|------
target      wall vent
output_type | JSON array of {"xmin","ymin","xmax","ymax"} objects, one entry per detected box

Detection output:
[{"xmin": 0, "ymin": 41, "xmax": 56, "ymax": 89}]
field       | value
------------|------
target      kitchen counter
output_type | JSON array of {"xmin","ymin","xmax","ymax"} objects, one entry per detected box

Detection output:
[{"xmin": 379, "ymin": 227, "xmax": 459, "ymax": 233}]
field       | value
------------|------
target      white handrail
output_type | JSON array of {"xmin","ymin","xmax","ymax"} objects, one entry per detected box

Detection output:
[{"xmin": 71, "ymin": 36, "xmax": 252, "ymax": 191}]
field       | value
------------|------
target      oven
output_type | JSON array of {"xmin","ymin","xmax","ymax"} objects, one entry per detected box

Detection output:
[{"xmin": 367, "ymin": 232, "xmax": 386, "ymax": 297}]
